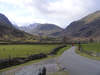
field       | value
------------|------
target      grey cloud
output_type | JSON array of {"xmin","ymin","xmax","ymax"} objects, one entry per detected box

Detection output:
[
  {"xmin": 23, "ymin": 0, "xmax": 100, "ymax": 28},
  {"xmin": 1, "ymin": 0, "xmax": 100, "ymax": 28}
]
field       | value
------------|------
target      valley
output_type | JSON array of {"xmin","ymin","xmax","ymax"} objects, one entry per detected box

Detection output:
[{"xmin": 0, "ymin": 10, "xmax": 100, "ymax": 75}]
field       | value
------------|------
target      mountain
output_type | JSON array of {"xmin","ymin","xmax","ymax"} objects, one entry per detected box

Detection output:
[
  {"xmin": 0, "ymin": 13, "xmax": 13, "ymax": 28},
  {"xmin": 20, "ymin": 23, "xmax": 63, "ymax": 36},
  {"xmin": 19, "ymin": 23, "xmax": 39, "ymax": 33},
  {"xmin": 0, "ymin": 13, "xmax": 33, "ymax": 41},
  {"xmin": 63, "ymin": 11, "xmax": 100, "ymax": 40}
]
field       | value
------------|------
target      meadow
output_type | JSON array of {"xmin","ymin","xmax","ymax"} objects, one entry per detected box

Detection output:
[
  {"xmin": 82, "ymin": 43, "xmax": 100, "ymax": 52},
  {"xmin": 0, "ymin": 44, "xmax": 60, "ymax": 59}
]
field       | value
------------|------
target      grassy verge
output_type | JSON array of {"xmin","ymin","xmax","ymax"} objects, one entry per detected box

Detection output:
[
  {"xmin": 47, "ymin": 45, "xmax": 70, "ymax": 75},
  {"xmin": 0, "ymin": 45, "xmax": 70, "ymax": 72},
  {"xmin": 56, "ymin": 45, "xmax": 71, "ymax": 56},
  {"xmin": 76, "ymin": 43, "xmax": 100, "ymax": 60},
  {"xmin": 81, "ymin": 43, "xmax": 100, "ymax": 53},
  {"xmin": 76, "ymin": 47, "xmax": 100, "ymax": 61}
]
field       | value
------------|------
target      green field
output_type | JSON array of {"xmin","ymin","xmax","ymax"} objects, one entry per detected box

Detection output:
[
  {"xmin": 0, "ymin": 44, "xmax": 60, "ymax": 59},
  {"xmin": 82, "ymin": 43, "xmax": 100, "ymax": 52},
  {"xmin": 0, "ymin": 44, "xmax": 70, "ymax": 72}
]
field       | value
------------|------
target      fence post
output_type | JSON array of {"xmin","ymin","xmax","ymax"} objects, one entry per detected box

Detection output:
[{"xmin": 78, "ymin": 42, "xmax": 81, "ymax": 51}]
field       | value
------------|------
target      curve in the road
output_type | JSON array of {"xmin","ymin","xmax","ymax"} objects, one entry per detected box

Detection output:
[{"xmin": 58, "ymin": 46, "xmax": 100, "ymax": 75}]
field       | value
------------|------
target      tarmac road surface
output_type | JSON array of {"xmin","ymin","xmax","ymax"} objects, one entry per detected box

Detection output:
[{"xmin": 58, "ymin": 46, "xmax": 100, "ymax": 75}]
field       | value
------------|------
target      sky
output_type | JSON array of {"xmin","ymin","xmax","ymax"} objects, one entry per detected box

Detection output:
[{"xmin": 0, "ymin": 0, "xmax": 100, "ymax": 28}]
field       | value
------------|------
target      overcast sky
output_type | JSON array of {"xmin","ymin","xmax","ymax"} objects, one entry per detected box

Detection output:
[{"xmin": 0, "ymin": 0, "xmax": 100, "ymax": 28}]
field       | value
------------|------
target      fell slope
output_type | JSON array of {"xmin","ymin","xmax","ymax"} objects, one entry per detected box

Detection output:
[
  {"xmin": 0, "ymin": 13, "xmax": 33, "ymax": 41},
  {"xmin": 64, "ymin": 11, "xmax": 100, "ymax": 39}
]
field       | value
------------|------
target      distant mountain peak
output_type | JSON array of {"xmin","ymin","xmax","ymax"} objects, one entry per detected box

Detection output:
[{"xmin": 19, "ymin": 23, "xmax": 63, "ymax": 36}]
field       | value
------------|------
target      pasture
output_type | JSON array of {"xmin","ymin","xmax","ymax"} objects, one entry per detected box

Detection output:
[{"xmin": 0, "ymin": 44, "xmax": 60, "ymax": 59}]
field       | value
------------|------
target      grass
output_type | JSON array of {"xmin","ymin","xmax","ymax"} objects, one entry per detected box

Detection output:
[
  {"xmin": 0, "ymin": 55, "xmax": 53, "ymax": 72},
  {"xmin": 0, "ymin": 44, "xmax": 59, "ymax": 59},
  {"xmin": 56, "ymin": 45, "xmax": 71, "ymax": 56},
  {"xmin": 81, "ymin": 43, "xmax": 100, "ymax": 52},
  {"xmin": 76, "ymin": 49, "xmax": 100, "ymax": 61},
  {"xmin": 76, "ymin": 43, "xmax": 100, "ymax": 60},
  {"xmin": 0, "ymin": 44, "xmax": 71, "ymax": 72},
  {"xmin": 48, "ymin": 71, "xmax": 68, "ymax": 75},
  {"xmin": 47, "ymin": 45, "xmax": 71, "ymax": 75}
]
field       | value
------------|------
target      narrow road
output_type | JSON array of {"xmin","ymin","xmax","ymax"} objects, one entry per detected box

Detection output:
[{"xmin": 58, "ymin": 46, "xmax": 100, "ymax": 75}]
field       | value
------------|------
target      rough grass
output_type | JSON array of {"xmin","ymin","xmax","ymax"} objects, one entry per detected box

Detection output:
[
  {"xmin": 82, "ymin": 43, "xmax": 100, "ymax": 52},
  {"xmin": 0, "ymin": 44, "xmax": 59, "ymax": 59}
]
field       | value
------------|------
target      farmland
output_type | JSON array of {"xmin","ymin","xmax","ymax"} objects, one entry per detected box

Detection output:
[{"xmin": 0, "ymin": 44, "xmax": 60, "ymax": 59}]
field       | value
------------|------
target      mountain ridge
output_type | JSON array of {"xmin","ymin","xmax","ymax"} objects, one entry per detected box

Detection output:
[
  {"xmin": 0, "ymin": 13, "xmax": 34, "ymax": 41},
  {"xmin": 20, "ymin": 23, "xmax": 63, "ymax": 37},
  {"xmin": 63, "ymin": 11, "xmax": 100, "ymax": 40}
]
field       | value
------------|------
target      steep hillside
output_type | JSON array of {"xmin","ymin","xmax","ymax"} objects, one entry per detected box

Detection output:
[
  {"xmin": 0, "ymin": 13, "xmax": 34, "ymax": 41},
  {"xmin": 64, "ymin": 11, "xmax": 100, "ymax": 40},
  {"xmin": 20, "ymin": 23, "xmax": 63, "ymax": 36}
]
